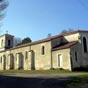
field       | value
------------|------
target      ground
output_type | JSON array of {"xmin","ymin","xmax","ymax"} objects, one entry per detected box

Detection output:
[{"xmin": 0, "ymin": 72, "xmax": 87, "ymax": 88}]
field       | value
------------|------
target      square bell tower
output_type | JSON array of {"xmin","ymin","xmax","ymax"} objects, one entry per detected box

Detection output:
[{"xmin": 0, "ymin": 34, "xmax": 14, "ymax": 51}]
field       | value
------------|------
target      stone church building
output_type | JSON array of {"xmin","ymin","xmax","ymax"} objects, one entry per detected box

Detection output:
[{"xmin": 0, "ymin": 30, "xmax": 88, "ymax": 71}]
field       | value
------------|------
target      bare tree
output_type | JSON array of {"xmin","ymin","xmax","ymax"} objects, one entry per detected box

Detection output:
[
  {"xmin": 61, "ymin": 28, "xmax": 74, "ymax": 34},
  {"xmin": 68, "ymin": 28, "xmax": 74, "ymax": 32},
  {"xmin": 14, "ymin": 37, "xmax": 22, "ymax": 46},
  {"xmin": 0, "ymin": 0, "xmax": 9, "ymax": 21},
  {"xmin": 61, "ymin": 29, "xmax": 68, "ymax": 33}
]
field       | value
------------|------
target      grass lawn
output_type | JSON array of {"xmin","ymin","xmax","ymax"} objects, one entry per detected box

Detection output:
[
  {"xmin": 66, "ymin": 74, "xmax": 88, "ymax": 88},
  {"xmin": 0, "ymin": 69, "xmax": 73, "ymax": 74},
  {"xmin": 0, "ymin": 69, "xmax": 88, "ymax": 74}
]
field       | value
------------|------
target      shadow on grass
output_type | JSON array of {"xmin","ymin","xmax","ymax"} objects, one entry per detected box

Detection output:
[{"xmin": 0, "ymin": 75, "xmax": 69, "ymax": 88}]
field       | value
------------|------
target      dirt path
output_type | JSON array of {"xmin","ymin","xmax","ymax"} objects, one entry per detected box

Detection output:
[
  {"xmin": 2, "ymin": 72, "xmax": 87, "ymax": 78},
  {"xmin": 0, "ymin": 73, "xmax": 87, "ymax": 88}
]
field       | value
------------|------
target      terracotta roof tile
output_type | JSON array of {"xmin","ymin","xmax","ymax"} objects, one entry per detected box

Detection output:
[
  {"xmin": 28, "ymin": 30, "xmax": 88, "ymax": 45},
  {"xmin": 8, "ymin": 30, "xmax": 88, "ymax": 49},
  {"xmin": 14, "ymin": 30, "xmax": 83, "ymax": 47},
  {"xmin": 5, "ymin": 34, "xmax": 14, "ymax": 37}
]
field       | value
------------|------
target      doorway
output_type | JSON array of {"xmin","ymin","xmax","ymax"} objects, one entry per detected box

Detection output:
[
  {"xmin": 18, "ymin": 53, "xmax": 24, "ymax": 70},
  {"xmin": 31, "ymin": 51, "xmax": 35, "ymax": 70},
  {"xmin": 10, "ymin": 54, "xmax": 14, "ymax": 69},
  {"xmin": 3, "ymin": 55, "xmax": 6, "ymax": 70},
  {"xmin": 58, "ymin": 54, "xmax": 62, "ymax": 68}
]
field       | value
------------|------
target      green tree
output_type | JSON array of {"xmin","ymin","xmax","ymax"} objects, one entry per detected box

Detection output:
[
  {"xmin": 47, "ymin": 33, "xmax": 52, "ymax": 37},
  {"xmin": 22, "ymin": 37, "xmax": 32, "ymax": 44}
]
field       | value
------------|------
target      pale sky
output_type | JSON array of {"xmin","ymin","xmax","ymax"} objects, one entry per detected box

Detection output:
[{"xmin": 1, "ymin": 0, "xmax": 88, "ymax": 41}]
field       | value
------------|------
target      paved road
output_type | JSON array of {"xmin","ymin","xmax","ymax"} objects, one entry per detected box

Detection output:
[{"xmin": 0, "ymin": 73, "xmax": 87, "ymax": 88}]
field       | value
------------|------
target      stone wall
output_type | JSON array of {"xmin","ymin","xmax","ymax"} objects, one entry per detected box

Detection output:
[{"xmin": 52, "ymin": 49, "xmax": 71, "ymax": 70}]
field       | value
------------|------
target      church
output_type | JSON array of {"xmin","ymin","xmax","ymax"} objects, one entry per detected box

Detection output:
[{"xmin": 0, "ymin": 30, "xmax": 88, "ymax": 71}]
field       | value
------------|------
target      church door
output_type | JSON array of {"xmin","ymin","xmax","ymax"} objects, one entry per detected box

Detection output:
[
  {"xmin": 31, "ymin": 51, "xmax": 35, "ymax": 70},
  {"xmin": 58, "ymin": 54, "xmax": 62, "ymax": 68},
  {"xmin": 3, "ymin": 55, "xmax": 6, "ymax": 70},
  {"xmin": 10, "ymin": 54, "xmax": 14, "ymax": 69},
  {"xmin": 18, "ymin": 53, "xmax": 24, "ymax": 70}
]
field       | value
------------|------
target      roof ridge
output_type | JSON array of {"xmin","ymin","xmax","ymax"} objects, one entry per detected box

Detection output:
[
  {"xmin": 14, "ymin": 30, "xmax": 88, "ymax": 48},
  {"xmin": 5, "ymin": 29, "xmax": 88, "ymax": 50}
]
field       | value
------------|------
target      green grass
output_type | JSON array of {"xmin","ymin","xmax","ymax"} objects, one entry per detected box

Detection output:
[
  {"xmin": 0, "ymin": 69, "xmax": 73, "ymax": 74},
  {"xmin": 66, "ymin": 75, "xmax": 88, "ymax": 88},
  {"xmin": 0, "ymin": 69, "xmax": 88, "ymax": 74}
]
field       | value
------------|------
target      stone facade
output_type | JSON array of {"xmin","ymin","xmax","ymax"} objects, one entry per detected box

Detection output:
[{"xmin": 0, "ymin": 30, "xmax": 88, "ymax": 71}]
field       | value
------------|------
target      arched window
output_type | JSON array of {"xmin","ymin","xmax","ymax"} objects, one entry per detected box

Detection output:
[
  {"xmin": 8, "ymin": 40, "xmax": 11, "ymax": 46},
  {"xmin": 83, "ymin": 37, "xmax": 87, "ymax": 53},
  {"xmin": 41, "ymin": 46, "xmax": 45, "ymax": 55},
  {"xmin": 75, "ymin": 52, "xmax": 78, "ymax": 61}
]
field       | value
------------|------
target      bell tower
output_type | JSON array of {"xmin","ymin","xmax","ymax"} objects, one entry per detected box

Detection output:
[{"xmin": 0, "ymin": 34, "xmax": 14, "ymax": 51}]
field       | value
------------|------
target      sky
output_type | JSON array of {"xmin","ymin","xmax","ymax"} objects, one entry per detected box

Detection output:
[{"xmin": 1, "ymin": 0, "xmax": 88, "ymax": 41}]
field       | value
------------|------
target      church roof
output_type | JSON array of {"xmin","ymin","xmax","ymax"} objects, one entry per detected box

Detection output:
[
  {"xmin": 30, "ymin": 30, "xmax": 88, "ymax": 45},
  {"xmin": 0, "ymin": 33, "xmax": 14, "ymax": 37},
  {"xmin": 46, "ymin": 30, "xmax": 88, "ymax": 40},
  {"xmin": 16, "ymin": 30, "xmax": 87, "ymax": 46},
  {"xmin": 5, "ymin": 34, "xmax": 14, "ymax": 37},
  {"xmin": 6, "ymin": 30, "xmax": 88, "ymax": 50},
  {"xmin": 52, "ymin": 41, "xmax": 78, "ymax": 51}
]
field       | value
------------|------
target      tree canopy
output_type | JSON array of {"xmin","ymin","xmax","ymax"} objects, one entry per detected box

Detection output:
[{"xmin": 22, "ymin": 37, "xmax": 32, "ymax": 44}]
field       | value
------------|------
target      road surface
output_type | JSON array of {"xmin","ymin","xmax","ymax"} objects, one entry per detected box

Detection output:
[{"xmin": 0, "ymin": 73, "xmax": 87, "ymax": 88}]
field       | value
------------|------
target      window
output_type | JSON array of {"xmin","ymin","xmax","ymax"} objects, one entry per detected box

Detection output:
[
  {"xmin": 1, "ymin": 40, "xmax": 3, "ymax": 47},
  {"xmin": 0, "ymin": 57, "xmax": 2, "ymax": 63},
  {"xmin": 75, "ymin": 52, "xmax": 78, "ymax": 61},
  {"xmin": 83, "ymin": 37, "xmax": 87, "ymax": 53},
  {"xmin": 41, "ymin": 46, "xmax": 45, "ymax": 55},
  {"xmin": 8, "ymin": 40, "xmax": 11, "ymax": 47},
  {"xmin": 58, "ymin": 54, "xmax": 62, "ymax": 67},
  {"xmin": 25, "ymin": 51, "xmax": 28, "ymax": 59}
]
